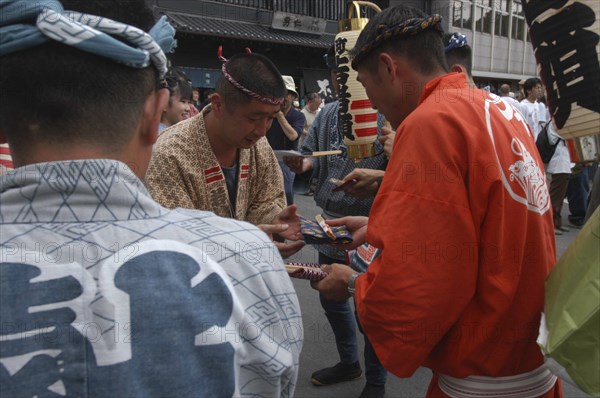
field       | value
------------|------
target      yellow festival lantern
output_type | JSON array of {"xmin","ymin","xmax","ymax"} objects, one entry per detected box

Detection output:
[{"xmin": 335, "ymin": 1, "xmax": 382, "ymax": 160}]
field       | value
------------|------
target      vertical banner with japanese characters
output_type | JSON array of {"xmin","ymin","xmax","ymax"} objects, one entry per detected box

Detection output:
[
  {"xmin": 302, "ymin": 69, "xmax": 336, "ymax": 103},
  {"xmin": 523, "ymin": 1, "xmax": 600, "ymax": 139}
]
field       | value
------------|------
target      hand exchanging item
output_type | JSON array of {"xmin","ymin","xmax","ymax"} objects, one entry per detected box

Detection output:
[
  {"xmin": 310, "ymin": 263, "xmax": 358, "ymax": 301},
  {"xmin": 332, "ymin": 169, "xmax": 384, "ymax": 198},
  {"xmin": 378, "ymin": 126, "xmax": 396, "ymax": 158},
  {"xmin": 284, "ymin": 156, "xmax": 313, "ymax": 174}
]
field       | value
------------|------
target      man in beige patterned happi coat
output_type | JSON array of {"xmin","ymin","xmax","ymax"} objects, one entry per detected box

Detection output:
[{"xmin": 146, "ymin": 52, "xmax": 304, "ymax": 257}]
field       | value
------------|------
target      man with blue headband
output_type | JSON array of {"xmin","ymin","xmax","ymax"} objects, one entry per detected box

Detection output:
[
  {"xmin": 313, "ymin": 5, "xmax": 562, "ymax": 398},
  {"xmin": 0, "ymin": 1, "xmax": 301, "ymax": 396}
]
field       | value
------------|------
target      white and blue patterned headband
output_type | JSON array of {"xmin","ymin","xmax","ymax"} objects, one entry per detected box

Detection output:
[
  {"xmin": 0, "ymin": 0, "xmax": 176, "ymax": 78},
  {"xmin": 444, "ymin": 32, "xmax": 468, "ymax": 52}
]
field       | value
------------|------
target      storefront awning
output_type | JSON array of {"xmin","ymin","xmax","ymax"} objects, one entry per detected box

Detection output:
[{"xmin": 163, "ymin": 11, "xmax": 336, "ymax": 49}]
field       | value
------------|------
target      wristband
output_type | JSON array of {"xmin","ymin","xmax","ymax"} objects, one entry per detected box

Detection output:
[{"xmin": 348, "ymin": 272, "xmax": 361, "ymax": 296}]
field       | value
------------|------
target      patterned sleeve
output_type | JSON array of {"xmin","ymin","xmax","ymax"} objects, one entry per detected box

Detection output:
[
  {"xmin": 144, "ymin": 144, "xmax": 196, "ymax": 210},
  {"xmin": 300, "ymin": 112, "xmax": 320, "ymax": 155},
  {"xmin": 245, "ymin": 139, "xmax": 287, "ymax": 225},
  {"xmin": 202, "ymin": 216, "xmax": 303, "ymax": 396}
]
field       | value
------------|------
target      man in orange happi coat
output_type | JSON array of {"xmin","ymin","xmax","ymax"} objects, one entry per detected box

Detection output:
[{"xmin": 313, "ymin": 5, "xmax": 562, "ymax": 398}]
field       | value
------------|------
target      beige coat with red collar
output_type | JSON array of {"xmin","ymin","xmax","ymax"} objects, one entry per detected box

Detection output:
[{"xmin": 145, "ymin": 109, "xmax": 286, "ymax": 225}]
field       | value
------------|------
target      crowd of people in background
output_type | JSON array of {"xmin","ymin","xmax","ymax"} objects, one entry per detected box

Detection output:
[
  {"xmin": 8, "ymin": 24, "xmax": 587, "ymax": 225},
  {"xmin": 495, "ymin": 76, "xmax": 595, "ymax": 235},
  {"xmin": 1, "ymin": 1, "xmax": 598, "ymax": 398}
]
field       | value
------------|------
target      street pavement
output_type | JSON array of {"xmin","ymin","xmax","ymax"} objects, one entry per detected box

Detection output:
[{"xmin": 289, "ymin": 193, "xmax": 591, "ymax": 398}]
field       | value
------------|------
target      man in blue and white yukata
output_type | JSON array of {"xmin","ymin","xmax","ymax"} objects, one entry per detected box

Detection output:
[{"xmin": 0, "ymin": 1, "xmax": 302, "ymax": 397}]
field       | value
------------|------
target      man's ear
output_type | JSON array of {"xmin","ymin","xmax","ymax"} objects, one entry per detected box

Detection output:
[
  {"xmin": 210, "ymin": 92, "xmax": 225, "ymax": 117},
  {"xmin": 451, "ymin": 64, "xmax": 466, "ymax": 74},
  {"xmin": 140, "ymin": 89, "xmax": 169, "ymax": 145},
  {"xmin": 378, "ymin": 52, "xmax": 398, "ymax": 82},
  {"xmin": 380, "ymin": 53, "xmax": 418, "ymax": 91}
]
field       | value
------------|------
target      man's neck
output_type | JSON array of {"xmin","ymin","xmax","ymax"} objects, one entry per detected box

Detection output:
[{"xmin": 203, "ymin": 111, "xmax": 238, "ymax": 167}]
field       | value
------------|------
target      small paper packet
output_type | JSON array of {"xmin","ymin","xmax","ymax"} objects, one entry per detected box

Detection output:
[
  {"xmin": 300, "ymin": 215, "xmax": 353, "ymax": 245},
  {"xmin": 285, "ymin": 262, "xmax": 327, "ymax": 281}
]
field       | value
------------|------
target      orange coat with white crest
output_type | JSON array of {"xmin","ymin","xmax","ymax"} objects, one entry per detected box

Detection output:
[{"xmin": 356, "ymin": 73, "xmax": 560, "ymax": 397}]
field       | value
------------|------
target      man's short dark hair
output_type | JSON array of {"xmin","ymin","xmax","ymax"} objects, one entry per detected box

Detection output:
[
  {"xmin": 350, "ymin": 5, "xmax": 448, "ymax": 75},
  {"xmin": 305, "ymin": 92, "xmax": 320, "ymax": 102},
  {"xmin": 442, "ymin": 32, "xmax": 472, "ymax": 77},
  {"xmin": 215, "ymin": 53, "xmax": 286, "ymax": 111},
  {"xmin": 523, "ymin": 77, "xmax": 542, "ymax": 97},
  {"xmin": 0, "ymin": 0, "xmax": 159, "ymax": 154},
  {"xmin": 499, "ymin": 84, "xmax": 511, "ymax": 96}
]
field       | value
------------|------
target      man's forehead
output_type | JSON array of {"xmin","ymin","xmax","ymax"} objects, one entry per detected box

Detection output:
[
  {"xmin": 241, "ymin": 102, "xmax": 280, "ymax": 116},
  {"xmin": 247, "ymin": 109, "xmax": 278, "ymax": 116}
]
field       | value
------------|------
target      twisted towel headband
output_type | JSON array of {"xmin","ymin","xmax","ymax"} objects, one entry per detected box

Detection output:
[
  {"xmin": 445, "ymin": 32, "xmax": 468, "ymax": 52},
  {"xmin": 351, "ymin": 15, "xmax": 444, "ymax": 70},
  {"xmin": 0, "ymin": 0, "xmax": 176, "ymax": 78},
  {"xmin": 218, "ymin": 46, "xmax": 284, "ymax": 105}
]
